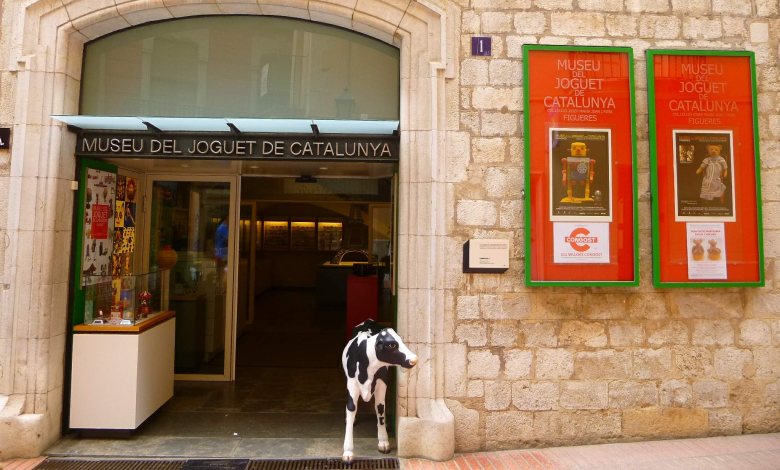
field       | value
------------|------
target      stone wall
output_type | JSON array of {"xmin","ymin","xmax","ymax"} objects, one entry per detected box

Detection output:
[{"xmin": 444, "ymin": 0, "xmax": 780, "ymax": 452}]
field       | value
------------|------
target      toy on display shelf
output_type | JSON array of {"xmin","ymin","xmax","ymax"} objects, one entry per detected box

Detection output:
[{"xmin": 139, "ymin": 290, "xmax": 153, "ymax": 318}]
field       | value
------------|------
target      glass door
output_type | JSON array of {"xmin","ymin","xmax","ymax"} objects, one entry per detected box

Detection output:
[{"xmin": 144, "ymin": 175, "xmax": 238, "ymax": 380}]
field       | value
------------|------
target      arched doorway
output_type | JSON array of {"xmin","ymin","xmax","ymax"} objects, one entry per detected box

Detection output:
[
  {"xmin": 54, "ymin": 15, "xmax": 403, "ymax": 457},
  {"xmin": 7, "ymin": 0, "xmax": 455, "ymax": 460}
]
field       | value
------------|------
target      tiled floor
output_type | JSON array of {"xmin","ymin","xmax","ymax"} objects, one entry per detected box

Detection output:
[{"xmin": 46, "ymin": 288, "xmax": 392, "ymax": 460}]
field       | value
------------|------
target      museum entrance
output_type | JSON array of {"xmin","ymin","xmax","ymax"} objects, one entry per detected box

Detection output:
[
  {"xmin": 234, "ymin": 175, "xmax": 396, "ymax": 367},
  {"xmin": 221, "ymin": 174, "xmax": 398, "ymax": 450},
  {"xmin": 54, "ymin": 165, "xmax": 400, "ymax": 459},
  {"xmin": 54, "ymin": 13, "xmax": 403, "ymax": 459},
  {"xmin": 139, "ymin": 172, "xmax": 398, "ymax": 456}
]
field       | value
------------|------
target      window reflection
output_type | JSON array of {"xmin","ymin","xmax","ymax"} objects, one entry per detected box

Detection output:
[
  {"xmin": 150, "ymin": 181, "xmax": 230, "ymax": 375},
  {"xmin": 81, "ymin": 16, "xmax": 400, "ymax": 120}
]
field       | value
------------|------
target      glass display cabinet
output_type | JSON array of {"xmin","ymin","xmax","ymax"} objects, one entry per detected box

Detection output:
[
  {"xmin": 263, "ymin": 220, "xmax": 290, "ymax": 250},
  {"xmin": 70, "ymin": 270, "xmax": 176, "ymax": 431},
  {"xmin": 291, "ymin": 220, "xmax": 316, "ymax": 250},
  {"xmin": 81, "ymin": 270, "xmax": 168, "ymax": 326},
  {"xmin": 317, "ymin": 220, "xmax": 343, "ymax": 251}
]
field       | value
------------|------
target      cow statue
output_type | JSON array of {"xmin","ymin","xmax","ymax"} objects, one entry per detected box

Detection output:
[{"xmin": 342, "ymin": 319, "xmax": 418, "ymax": 463}]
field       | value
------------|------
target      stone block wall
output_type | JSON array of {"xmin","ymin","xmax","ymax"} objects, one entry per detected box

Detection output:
[{"xmin": 445, "ymin": 0, "xmax": 780, "ymax": 452}]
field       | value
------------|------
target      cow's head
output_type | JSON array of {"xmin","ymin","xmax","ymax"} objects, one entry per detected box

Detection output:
[{"xmin": 375, "ymin": 328, "xmax": 418, "ymax": 369}]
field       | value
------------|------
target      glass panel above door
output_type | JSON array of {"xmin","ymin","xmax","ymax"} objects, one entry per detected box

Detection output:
[{"xmin": 80, "ymin": 16, "xmax": 400, "ymax": 120}]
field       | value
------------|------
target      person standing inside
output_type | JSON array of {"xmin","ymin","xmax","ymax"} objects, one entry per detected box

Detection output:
[{"xmin": 214, "ymin": 216, "xmax": 229, "ymax": 287}]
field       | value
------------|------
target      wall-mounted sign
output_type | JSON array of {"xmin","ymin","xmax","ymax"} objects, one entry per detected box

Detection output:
[
  {"xmin": 471, "ymin": 37, "xmax": 492, "ymax": 57},
  {"xmin": 0, "ymin": 128, "xmax": 10, "ymax": 149},
  {"xmin": 463, "ymin": 239, "xmax": 509, "ymax": 273},
  {"xmin": 74, "ymin": 132, "xmax": 399, "ymax": 162},
  {"xmin": 647, "ymin": 50, "xmax": 763, "ymax": 287},
  {"xmin": 522, "ymin": 45, "xmax": 638, "ymax": 286}
]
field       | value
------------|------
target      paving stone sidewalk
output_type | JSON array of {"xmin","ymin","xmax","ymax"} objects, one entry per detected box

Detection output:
[
  {"xmin": 402, "ymin": 433, "xmax": 780, "ymax": 470},
  {"xmin": 2, "ymin": 433, "xmax": 779, "ymax": 470}
]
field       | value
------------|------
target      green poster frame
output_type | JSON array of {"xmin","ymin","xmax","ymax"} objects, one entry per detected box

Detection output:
[
  {"xmin": 522, "ymin": 44, "xmax": 639, "ymax": 286},
  {"xmin": 69, "ymin": 158, "xmax": 118, "ymax": 326},
  {"xmin": 646, "ymin": 49, "xmax": 764, "ymax": 288}
]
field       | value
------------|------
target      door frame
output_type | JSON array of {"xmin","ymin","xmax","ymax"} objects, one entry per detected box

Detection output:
[{"xmin": 142, "ymin": 173, "xmax": 240, "ymax": 381}]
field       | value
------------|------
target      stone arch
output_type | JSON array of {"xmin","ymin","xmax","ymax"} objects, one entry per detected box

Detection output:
[{"xmin": 2, "ymin": 0, "xmax": 458, "ymax": 460}]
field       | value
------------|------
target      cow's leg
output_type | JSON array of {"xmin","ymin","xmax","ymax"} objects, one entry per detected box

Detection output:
[
  {"xmin": 374, "ymin": 376, "xmax": 390, "ymax": 453},
  {"xmin": 343, "ymin": 384, "xmax": 360, "ymax": 463}
]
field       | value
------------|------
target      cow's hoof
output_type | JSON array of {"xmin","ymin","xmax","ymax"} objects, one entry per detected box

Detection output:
[
  {"xmin": 342, "ymin": 451, "xmax": 354, "ymax": 464},
  {"xmin": 378, "ymin": 441, "xmax": 391, "ymax": 453}
]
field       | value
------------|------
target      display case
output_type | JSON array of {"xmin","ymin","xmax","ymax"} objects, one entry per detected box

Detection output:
[
  {"xmin": 646, "ymin": 50, "xmax": 764, "ymax": 287},
  {"xmin": 263, "ymin": 220, "xmax": 289, "ymax": 250},
  {"xmin": 263, "ymin": 218, "xmax": 344, "ymax": 251},
  {"xmin": 70, "ymin": 313, "xmax": 176, "ymax": 430},
  {"xmin": 522, "ymin": 45, "xmax": 638, "ymax": 285},
  {"xmin": 291, "ymin": 220, "xmax": 316, "ymax": 250},
  {"xmin": 81, "ymin": 270, "xmax": 168, "ymax": 326},
  {"xmin": 71, "ymin": 270, "xmax": 175, "ymax": 431},
  {"xmin": 318, "ymin": 220, "xmax": 342, "ymax": 251}
]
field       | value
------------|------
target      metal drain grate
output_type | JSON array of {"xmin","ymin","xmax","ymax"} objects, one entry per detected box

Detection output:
[
  {"xmin": 37, "ymin": 459, "xmax": 186, "ymax": 470},
  {"xmin": 181, "ymin": 460, "xmax": 250, "ymax": 469},
  {"xmin": 247, "ymin": 458, "xmax": 399, "ymax": 470},
  {"xmin": 36, "ymin": 458, "xmax": 399, "ymax": 470}
]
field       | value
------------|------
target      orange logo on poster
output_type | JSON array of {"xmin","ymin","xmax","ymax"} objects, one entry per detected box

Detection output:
[{"xmin": 565, "ymin": 227, "xmax": 598, "ymax": 252}]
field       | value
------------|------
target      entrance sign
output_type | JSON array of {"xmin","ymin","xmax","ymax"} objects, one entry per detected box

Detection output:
[
  {"xmin": 75, "ymin": 132, "xmax": 399, "ymax": 162},
  {"xmin": 523, "ymin": 45, "xmax": 638, "ymax": 286},
  {"xmin": 647, "ymin": 50, "xmax": 763, "ymax": 287},
  {"xmin": 463, "ymin": 239, "xmax": 510, "ymax": 273}
]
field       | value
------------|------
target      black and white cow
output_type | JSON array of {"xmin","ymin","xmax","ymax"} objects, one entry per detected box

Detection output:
[{"xmin": 341, "ymin": 319, "xmax": 417, "ymax": 463}]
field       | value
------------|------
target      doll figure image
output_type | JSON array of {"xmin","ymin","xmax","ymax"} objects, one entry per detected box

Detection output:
[
  {"xmin": 707, "ymin": 239, "xmax": 722, "ymax": 260},
  {"xmin": 561, "ymin": 141, "xmax": 596, "ymax": 203},
  {"xmin": 691, "ymin": 239, "xmax": 705, "ymax": 261},
  {"xmin": 696, "ymin": 144, "xmax": 728, "ymax": 204}
]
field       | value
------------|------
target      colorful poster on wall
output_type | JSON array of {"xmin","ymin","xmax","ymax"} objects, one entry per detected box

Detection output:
[
  {"xmin": 673, "ymin": 131, "xmax": 736, "ymax": 221},
  {"xmin": 553, "ymin": 222, "xmax": 610, "ymax": 264},
  {"xmin": 82, "ymin": 168, "xmax": 116, "ymax": 283},
  {"xmin": 523, "ymin": 45, "xmax": 638, "ymax": 285},
  {"xmin": 112, "ymin": 175, "xmax": 137, "ymax": 278},
  {"xmin": 549, "ymin": 128, "xmax": 612, "ymax": 221},
  {"xmin": 647, "ymin": 50, "xmax": 763, "ymax": 286},
  {"xmin": 686, "ymin": 223, "xmax": 727, "ymax": 280}
]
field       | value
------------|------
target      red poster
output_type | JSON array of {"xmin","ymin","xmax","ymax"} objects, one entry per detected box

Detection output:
[
  {"xmin": 648, "ymin": 51, "xmax": 763, "ymax": 286},
  {"xmin": 91, "ymin": 204, "xmax": 110, "ymax": 239},
  {"xmin": 523, "ymin": 46, "xmax": 637, "ymax": 285}
]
